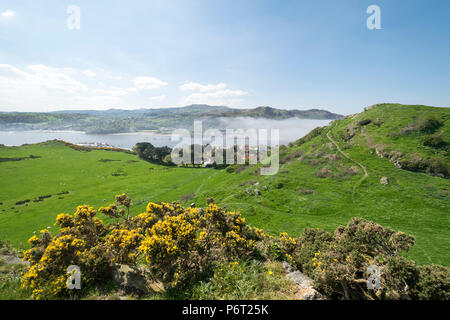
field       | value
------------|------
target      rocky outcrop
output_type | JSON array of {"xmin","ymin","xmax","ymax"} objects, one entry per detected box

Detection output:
[
  {"xmin": 0, "ymin": 254, "xmax": 28, "ymax": 265},
  {"xmin": 112, "ymin": 264, "xmax": 163, "ymax": 295},
  {"xmin": 282, "ymin": 261, "xmax": 325, "ymax": 300},
  {"xmin": 374, "ymin": 146, "xmax": 403, "ymax": 168}
]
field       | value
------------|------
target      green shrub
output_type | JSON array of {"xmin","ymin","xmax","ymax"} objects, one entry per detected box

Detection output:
[
  {"xmin": 359, "ymin": 119, "xmax": 371, "ymax": 126},
  {"xmin": 292, "ymin": 218, "xmax": 420, "ymax": 299},
  {"xmin": 422, "ymin": 133, "xmax": 446, "ymax": 149},
  {"xmin": 293, "ymin": 228, "xmax": 333, "ymax": 275},
  {"xmin": 418, "ymin": 116, "xmax": 444, "ymax": 134},
  {"xmin": 398, "ymin": 154, "xmax": 449, "ymax": 178},
  {"xmin": 414, "ymin": 264, "xmax": 450, "ymax": 300},
  {"xmin": 397, "ymin": 116, "xmax": 444, "ymax": 136},
  {"xmin": 427, "ymin": 157, "xmax": 450, "ymax": 177},
  {"xmin": 133, "ymin": 142, "xmax": 172, "ymax": 164},
  {"xmin": 398, "ymin": 154, "xmax": 429, "ymax": 172},
  {"xmin": 226, "ymin": 166, "xmax": 235, "ymax": 173},
  {"xmin": 382, "ymin": 256, "xmax": 420, "ymax": 299}
]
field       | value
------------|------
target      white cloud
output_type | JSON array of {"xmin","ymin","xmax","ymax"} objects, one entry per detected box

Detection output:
[
  {"xmin": 179, "ymin": 81, "xmax": 248, "ymax": 106},
  {"xmin": 180, "ymin": 81, "xmax": 227, "ymax": 92},
  {"xmin": 83, "ymin": 69, "xmax": 96, "ymax": 77},
  {"xmin": 0, "ymin": 64, "xmax": 140, "ymax": 111},
  {"xmin": 150, "ymin": 95, "xmax": 166, "ymax": 101},
  {"xmin": 1, "ymin": 10, "xmax": 16, "ymax": 18},
  {"xmin": 0, "ymin": 64, "xmax": 249, "ymax": 111},
  {"xmin": 133, "ymin": 76, "xmax": 168, "ymax": 90},
  {"xmin": 14, "ymin": 64, "xmax": 87, "ymax": 93}
]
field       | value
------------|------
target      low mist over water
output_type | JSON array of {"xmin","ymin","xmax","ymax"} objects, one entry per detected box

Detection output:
[
  {"xmin": 216, "ymin": 117, "xmax": 331, "ymax": 145},
  {"xmin": 0, "ymin": 118, "xmax": 331, "ymax": 149}
]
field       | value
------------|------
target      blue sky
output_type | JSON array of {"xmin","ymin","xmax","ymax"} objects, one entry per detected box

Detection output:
[{"xmin": 0, "ymin": 0, "xmax": 449, "ymax": 114}]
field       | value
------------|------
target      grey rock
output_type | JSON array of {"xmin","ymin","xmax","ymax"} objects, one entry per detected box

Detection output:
[
  {"xmin": 282, "ymin": 261, "xmax": 294, "ymax": 273},
  {"xmin": 0, "ymin": 254, "xmax": 28, "ymax": 266},
  {"xmin": 282, "ymin": 261, "xmax": 325, "ymax": 300},
  {"xmin": 112, "ymin": 264, "xmax": 163, "ymax": 294}
]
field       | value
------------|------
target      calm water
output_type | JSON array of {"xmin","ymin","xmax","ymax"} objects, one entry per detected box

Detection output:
[{"xmin": 0, "ymin": 118, "xmax": 331, "ymax": 149}]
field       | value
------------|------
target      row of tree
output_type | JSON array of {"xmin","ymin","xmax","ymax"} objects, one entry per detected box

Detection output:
[{"xmin": 133, "ymin": 142, "xmax": 172, "ymax": 164}]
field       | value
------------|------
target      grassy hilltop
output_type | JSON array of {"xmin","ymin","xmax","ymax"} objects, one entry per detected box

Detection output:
[{"xmin": 0, "ymin": 103, "xmax": 449, "ymax": 267}]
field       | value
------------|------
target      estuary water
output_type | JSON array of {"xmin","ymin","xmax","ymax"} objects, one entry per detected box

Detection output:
[{"xmin": 0, "ymin": 118, "xmax": 331, "ymax": 149}]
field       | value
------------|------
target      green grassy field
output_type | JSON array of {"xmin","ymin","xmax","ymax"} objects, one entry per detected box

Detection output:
[
  {"xmin": 0, "ymin": 104, "xmax": 449, "ymax": 266},
  {"xmin": 0, "ymin": 141, "xmax": 218, "ymax": 250}
]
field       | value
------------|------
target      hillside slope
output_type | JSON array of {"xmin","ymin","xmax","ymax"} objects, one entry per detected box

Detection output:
[
  {"xmin": 186, "ymin": 104, "xmax": 450, "ymax": 266},
  {"xmin": 0, "ymin": 104, "xmax": 448, "ymax": 267}
]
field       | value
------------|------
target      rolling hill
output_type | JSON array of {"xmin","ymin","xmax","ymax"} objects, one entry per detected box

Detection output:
[
  {"xmin": 0, "ymin": 104, "xmax": 343, "ymax": 134},
  {"xmin": 0, "ymin": 103, "xmax": 448, "ymax": 267}
]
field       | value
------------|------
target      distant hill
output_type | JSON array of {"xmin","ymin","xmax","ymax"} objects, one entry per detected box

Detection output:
[
  {"xmin": 0, "ymin": 104, "xmax": 343, "ymax": 134},
  {"xmin": 206, "ymin": 106, "xmax": 342, "ymax": 120},
  {"xmin": 50, "ymin": 104, "xmax": 342, "ymax": 119},
  {"xmin": 50, "ymin": 104, "xmax": 232, "ymax": 117}
]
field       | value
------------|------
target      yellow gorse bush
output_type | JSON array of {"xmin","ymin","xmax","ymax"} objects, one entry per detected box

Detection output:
[
  {"xmin": 104, "ymin": 228, "xmax": 143, "ymax": 264},
  {"xmin": 21, "ymin": 195, "xmax": 272, "ymax": 298},
  {"xmin": 138, "ymin": 202, "xmax": 264, "ymax": 287},
  {"xmin": 21, "ymin": 205, "xmax": 110, "ymax": 299}
]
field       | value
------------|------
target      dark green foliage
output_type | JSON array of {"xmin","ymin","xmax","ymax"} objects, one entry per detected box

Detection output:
[
  {"xmin": 428, "ymin": 157, "xmax": 450, "ymax": 177},
  {"xmin": 226, "ymin": 166, "xmax": 235, "ymax": 173},
  {"xmin": 414, "ymin": 264, "xmax": 450, "ymax": 299},
  {"xmin": 289, "ymin": 218, "xmax": 449, "ymax": 300},
  {"xmin": 418, "ymin": 116, "xmax": 444, "ymax": 134},
  {"xmin": 293, "ymin": 228, "xmax": 333, "ymax": 275},
  {"xmin": 383, "ymin": 256, "xmax": 420, "ymax": 298},
  {"xmin": 398, "ymin": 154, "xmax": 449, "ymax": 178},
  {"xmin": 422, "ymin": 133, "xmax": 446, "ymax": 149},
  {"xmin": 133, "ymin": 142, "xmax": 172, "ymax": 164},
  {"xmin": 359, "ymin": 119, "xmax": 371, "ymax": 126},
  {"xmin": 0, "ymin": 155, "xmax": 41, "ymax": 163},
  {"xmin": 270, "ymin": 242, "xmax": 284, "ymax": 261},
  {"xmin": 333, "ymin": 217, "xmax": 415, "ymax": 256}
]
